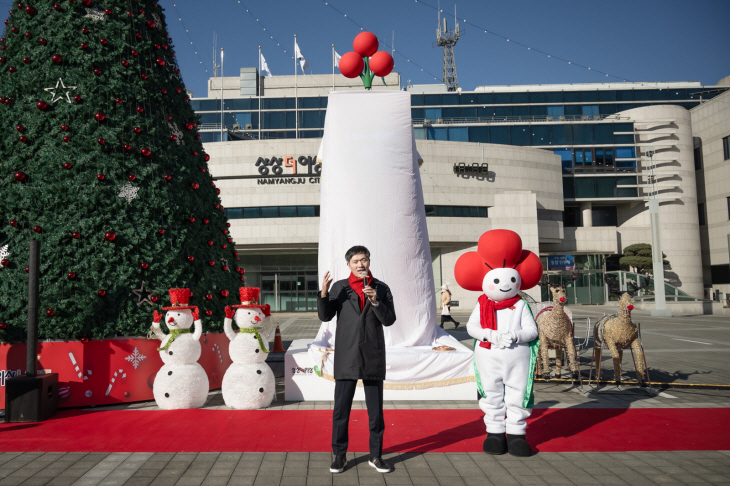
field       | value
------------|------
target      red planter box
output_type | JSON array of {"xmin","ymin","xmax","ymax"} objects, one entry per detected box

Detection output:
[{"xmin": 0, "ymin": 334, "xmax": 232, "ymax": 409}]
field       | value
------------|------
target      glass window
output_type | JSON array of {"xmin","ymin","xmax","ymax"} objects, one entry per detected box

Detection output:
[
  {"xmin": 264, "ymin": 98, "xmax": 286, "ymax": 109},
  {"xmin": 596, "ymin": 177, "xmax": 616, "ymax": 197},
  {"xmin": 494, "ymin": 93, "xmax": 511, "ymax": 104},
  {"xmin": 565, "ymin": 105, "xmax": 582, "ymax": 116},
  {"xmin": 727, "ymin": 197, "xmax": 730, "ymax": 220},
  {"xmin": 598, "ymin": 90, "xmax": 617, "ymax": 102},
  {"xmin": 581, "ymin": 91, "xmax": 599, "ymax": 102},
  {"xmin": 442, "ymin": 94, "xmax": 458, "ymax": 105},
  {"xmin": 279, "ymin": 206, "xmax": 297, "ymax": 218},
  {"xmin": 547, "ymin": 105, "xmax": 564, "ymax": 117},
  {"xmin": 441, "ymin": 107, "xmax": 459, "ymax": 118},
  {"xmin": 448, "ymin": 127, "xmax": 468, "ymax": 142},
  {"xmin": 573, "ymin": 124, "xmax": 593, "ymax": 145},
  {"xmin": 575, "ymin": 149, "xmax": 584, "ymax": 166},
  {"xmin": 651, "ymin": 89, "xmax": 669, "ymax": 100},
  {"xmin": 564, "ymin": 91, "xmax": 580, "ymax": 103},
  {"xmin": 670, "ymin": 89, "xmax": 687, "ymax": 100},
  {"xmin": 459, "ymin": 93, "xmax": 475, "ymax": 104},
  {"xmin": 300, "ymin": 130, "xmax": 323, "ymax": 138},
  {"xmin": 615, "ymin": 147, "xmax": 636, "ymax": 159},
  {"xmin": 582, "ymin": 105, "xmax": 599, "ymax": 116},
  {"xmin": 199, "ymin": 132, "xmax": 216, "ymax": 143},
  {"xmin": 693, "ymin": 137, "xmax": 703, "ymax": 170},
  {"xmin": 633, "ymin": 90, "xmax": 651, "ymax": 101},
  {"xmin": 189, "ymin": 100, "xmax": 201, "ymax": 111},
  {"xmin": 490, "ymin": 126, "xmax": 510, "ymax": 144},
  {"xmin": 286, "ymin": 98, "xmax": 296, "ymax": 109},
  {"xmin": 546, "ymin": 92, "xmax": 563, "ymax": 103},
  {"xmin": 583, "ymin": 149, "xmax": 594, "ymax": 166},
  {"xmin": 454, "ymin": 207, "xmax": 470, "ymax": 217},
  {"xmin": 199, "ymin": 113, "xmax": 220, "ymax": 124},
  {"xmin": 599, "ymin": 104, "xmax": 617, "ymax": 115},
  {"xmin": 427, "ymin": 127, "xmax": 448, "ymax": 140},
  {"xmin": 198, "ymin": 99, "xmax": 221, "ymax": 111},
  {"xmin": 424, "ymin": 94, "xmax": 441, "ymax": 105},
  {"xmin": 224, "ymin": 99, "xmax": 250, "ymax": 110},
  {"xmin": 511, "ymin": 92, "xmax": 529, "ymax": 104},
  {"xmin": 616, "ymin": 176, "xmax": 638, "ymax": 197},
  {"xmin": 476, "ymin": 93, "xmax": 494, "ymax": 104},
  {"xmin": 605, "ymin": 148, "xmax": 614, "ymax": 167},
  {"xmin": 298, "ymin": 206, "xmax": 316, "ymax": 217},
  {"xmin": 552, "ymin": 125, "xmax": 572, "ymax": 145},
  {"xmin": 459, "ymin": 107, "xmax": 477, "ymax": 118},
  {"xmin": 563, "ymin": 207, "xmax": 582, "ymax": 227},
  {"xmin": 593, "ymin": 206, "xmax": 618, "ymax": 226},
  {"xmin": 512, "ymin": 106, "xmax": 529, "ymax": 117},
  {"xmin": 616, "ymin": 103, "xmax": 634, "ymax": 112},
  {"xmin": 594, "ymin": 124, "xmax": 614, "ymax": 144},
  {"xmin": 563, "ymin": 177, "xmax": 575, "ymax": 198},
  {"xmin": 412, "ymin": 108, "xmax": 425, "ymax": 119},
  {"xmin": 424, "ymin": 107, "xmax": 442, "ymax": 119},
  {"xmin": 468, "ymin": 126, "xmax": 489, "ymax": 143},
  {"xmin": 477, "ymin": 107, "xmax": 493, "ymax": 117},
  {"xmin": 575, "ymin": 178, "xmax": 595, "ymax": 198},
  {"xmin": 531, "ymin": 125, "xmax": 551, "ymax": 145},
  {"xmin": 529, "ymin": 92, "xmax": 546, "ymax": 103},
  {"xmin": 226, "ymin": 208, "xmax": 243, "ymax": 219},
  {"xmin": 438, "ymin": 206, "xmax": 454, "ymax": 217},
  {"xmin": 411, "ymin": 94, "xmax": 424, "ymax": 106},
  {"xmin": 261, "ymin": 207, "xmax": 278, "ymax": 218},
  {"xmin": 510, "ymin": 126, "xmax": 530, "ymax": 146},
  {"xmin": 616, "ymin": 90, "xmax": 634, "ymax": 101},
  {"xmin": 243, "ymin": 207, "xmax": 261, "ymax": 219},
  {"xmin": 265, "ymin": 111, "xmax": 286, "ymax": 129},
  {"xmin": 723, "ymin": 136, "xmax": 730, "ymax": 160},
  {"xmin": 424, "ymin": 205, "xmax": 436, "ymax": 216},
  {"xmin": 299, "ymin": 97, "xmax": 320, "ymax": 109},
  {"xmin": 595, "ymin": 149, "xmax": 605, "ymax": 166},
  {"xmin": 554, "ymin": 149, "xmax": 573, "ymax": 170},
  {"xmin": 414, "ymin": 127, "xmax": 427, "ymax": 140},
  {"xmin": 493, "ymin": 106, "xmax": 512, "ymax": 117},
  {"xmin": 301, "ymin": 110, "xmax": 321, "ymax": 128}
]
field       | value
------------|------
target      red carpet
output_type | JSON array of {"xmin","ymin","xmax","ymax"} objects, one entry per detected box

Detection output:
[{"xmin": 1, "ymin": 408, "xmax": 728, "ymax": 453}]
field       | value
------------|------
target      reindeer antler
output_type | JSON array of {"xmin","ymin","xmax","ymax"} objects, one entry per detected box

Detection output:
[
  {"xmin": 561, "ymin": 271, "xmax": 579, "ymax": 290},
  {"xmin": 626, "ymin": 275, "xmax": 652, "ymax": 296},
  {"xmin": 604, "ymin": 274, "xmax": 623, "ymax": 297}
]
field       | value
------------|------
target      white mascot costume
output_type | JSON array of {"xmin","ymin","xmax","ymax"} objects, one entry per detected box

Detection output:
[
  {"xmin": 221, "ymin": 287, "xmax": 277, "ymax": 409},
  {"xmin": 150, "ymin": 288, "xmax": 210, "ymax": 410},
  {"xmin": 455, "ymin": 230, "xmax": 543, "ymax": 456}
]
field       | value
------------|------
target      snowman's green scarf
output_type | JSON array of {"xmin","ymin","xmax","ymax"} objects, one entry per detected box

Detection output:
[
  {"xmin": 157, "ymin": 329, "xmax": 190, "ymax": 351},
  {"xmin": 473, "ymin": 297, "xmax": 539, "ymax": 409},
  {"xmin": 238, "ymin": 327, "xmax": 270, "ymax": 353}
]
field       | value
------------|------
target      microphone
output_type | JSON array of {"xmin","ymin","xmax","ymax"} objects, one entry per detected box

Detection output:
[{"xmin": 361, "ymin": 271, "xmax": 369, "ymax": 287}]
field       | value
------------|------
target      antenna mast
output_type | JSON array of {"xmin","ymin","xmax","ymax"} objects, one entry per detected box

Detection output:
[{"xmin": 436, "ymin": 2, "xmax": 460, "ymax": 91}]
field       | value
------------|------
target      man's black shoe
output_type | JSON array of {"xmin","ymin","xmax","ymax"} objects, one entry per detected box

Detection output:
[
  {"xmin": 368, "ymin": 456, "xmax": 392, "ymax": 473},
  {"xmin": 329, "ymin": 454, "xmax": 347, "ymax": 473}
]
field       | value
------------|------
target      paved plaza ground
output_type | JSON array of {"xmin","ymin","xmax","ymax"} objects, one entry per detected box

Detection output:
[{"xmin": 2, "ymin": 305, "xmax": 729, "ymax": 485}]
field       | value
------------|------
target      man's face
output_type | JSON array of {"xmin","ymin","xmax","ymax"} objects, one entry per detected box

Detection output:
[{"xmin": 347, "ymin": 253, "xmax": 370, "ymax": 277}]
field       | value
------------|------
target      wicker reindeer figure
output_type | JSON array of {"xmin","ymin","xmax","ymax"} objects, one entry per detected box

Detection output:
[
  {"xmin": 592, "ymin": 276, "xmax": 650, "ymax": 386},
  {"xmin": 535, "ymin": 274, "xmax": 580, "ymax": 380}
]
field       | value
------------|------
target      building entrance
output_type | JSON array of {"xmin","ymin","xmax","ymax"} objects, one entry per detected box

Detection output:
[{"xmin": 260, "ymin": 272, "xmax": 319, "ymax": 312}]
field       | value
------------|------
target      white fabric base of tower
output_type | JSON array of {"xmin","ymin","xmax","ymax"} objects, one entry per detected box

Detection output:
[{"xmin": 305, "ymin": 91, "xmax": 474, "ymax": 391}]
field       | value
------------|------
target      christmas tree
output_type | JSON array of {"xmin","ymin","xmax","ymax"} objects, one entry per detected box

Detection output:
[{"xmin": 0, "ymin": 1, "xmax": 243, "ymax": 342}]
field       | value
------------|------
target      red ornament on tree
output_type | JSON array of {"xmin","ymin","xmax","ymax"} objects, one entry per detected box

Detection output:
[
  {"xmin": 52, "ymin": 53, "xmax": 62, "ymax": 64},
  {"xmin": 121, "ymin": 60, "xmax": 128, "ymax": 67},
  {"xmin": 72, "ymin": 232, "xmax": 80, "ymax": 239},
  {"xmin": 140, "ymin": 73, "xmax": 148, "ymax": 80},
  {"xmin": 116, "ymin": 98, "xmax": 123, "ymax": 104},
  {"xmin": 36, "ymin": 100, "xmax": 48, "ymax": 110},
  {"xmin": 104, "ymin": 8, "xmax": 112, "ymax": 15},
  {"xmin": 63, "ymin": 136, "xmax": 71, "ymax": 142},
  {"xmin": 156, "ymin": 58, "xmax": 164, "ymax": 66},
  {"xmin": 147, "ymin": 20, "xmax": 155, "ymax": 28},
  {"xmin": 161, "ymin": 89, "xmax": 167, "ymax": 94},
  {"xmin": 63, "ymin": 162, "xmax": 72, "ymax": 169},
  {"xmin": 222, "ymin": 266, "xmax": 229, "ymax": 271},
  {"xmin": 99, "ymin": 38, "xmax": 107, "ymax": 46},
  {"xmin": 80, "ymin": 42, "xmax": 88, "ymax": 49},
  {"xmin": 140, "ymin": 262, "xmax": 149, "ymax": 269},
  {"xmin": 10, "ymin": 220, "xmax": 18, "ymax": 227},
  {"xmin": 191, "ymin": 151, "xmax": 198, "ymax": 156},
  {"xmin": 97, "ymin": 174, "xmax": 105, "ymax": 180},
  {"xmin": 22, "ymin": 57, "xmax": 30, "ymax": 64},
  {"xmin": 220, "ymin": 289, "xmax": 229, "ymax": 297},
  {"xmin": 131, "ymin": 49, "xmax": 138, "ymax": 56},
  {"xmin": 123, "ymin": 144, "xmax": 131, "ymax": 151},
  {"xmin": 67, "ymin": 272, "xmax": 76, "ymax": 280},
  {"xmin": 32, "ymin": 225, "xmax": 41, "ymax": 233},
  {"xmin": 94, "ymin": 112, "xmax": 105, "ymax": 122},
  {"xmin": 208, "ymin": 261, "xmax": 215, "ymax": 267},
  {"xmin": 74, "ymin": 95, "xmax": 81, "ymax": 102},
  {"xmin": 150, "ymin": 295, "xmax": 158, "ymax": 302},
  {"xmin": 128, "ymin": 174, "xmax": 136, "ymax": 181},
  {"xmin": 24, "ymin": 33, "xmax": 32, "ymax": 40},
  {"xmin": 191, "ymin": 182, "xmax": 199, "ymax": 190},
  {"xmin": 164, "ymin": 174, "xmax": 171, "ymax": 181},
  {"xmin": 38, "ymin": 38, "xmax": 46, "ymax": 45},
  {"xmin": 54, "ymin": 4, "xmax": 61, "ymax": 11},
  {"xmin": 93, "ymin": 68, "xmax": 101, "ymax": 75},
  {"xmin": 0, "ymin": 259, "xmax": 9, "ymax": 267},
  {"xmin": 46, "ymin": 309, "xmax": 55, "ymax": 317},
  {"xmin": 0, "ymin": 323, "xmax": 7, "ymax": 330},
  {"xmin": 61, "ymin": 124, "xmax": 69, "ymax": 131},
  {"xmin": 222, "ymin": 244, "xmax": 227, "ymax": 249},
  {"xmin": 136, "ymin": 106, "xmax": 144, "ymax": 113},
  {"xmin": 188, "ymin": 216, "xmax": 195, "ymax": 223},
  {"xmin": 105, "ymin": 231, "xmax": 116, "ymax": 241},
  {"xmin": 170, "ymin": 135, "xmax": 176, "ymax": 141},
  {"xmin": 8, "ymin": 66, "xmax": 17, "ymax": 73},
  {"xmin": 205, "ymin": 294, "xmax": 212, "ymax": 300},
  {"xmin": 80, "ymin": 337, "xmax": 89, "ymax": 343},
  {"xmin": 19, "ymin": 135, "xmax": 27, "ymax": 143},
  {"xmin": 133, "ymin": 126, "xmax": 141, "ymax": 133},
  {"xmin": 205, "ymin": 310, "xmax": 212, "ymax": 316},
  {"xmin": 204, "ymin": 153, "xmax": 211, "ymax": 162},
  {"xmin": 98, "ymin": 290, "xmax": 106, "ymax": 297},
  {"xmin": 140, "ymin": 147, "xmax": 151, "ymax": 157},
  {"xmin": 207, "ymin": 240, "xmax": 213, "ymax": 246},
  {"xmin": 202, "ymin": 219, "xmax": 209, "ymax": 225},
  {"xmin": 25, "ymin": 5, "xmax": 35, "ymax": 15},
  {"xmin": 97, "ymin": 138, "xmax": 105, "ymax": 144},
  {"xmin": 158, "ymin": 228, "xmax": 165, "ymax": 235},
  {"xmin": 185, "ymin": 122, "xmax": 193, "ymax": 130},
  {"xmin": 187, "ymin": 256, "xmax": 194, "ymax": 262}
]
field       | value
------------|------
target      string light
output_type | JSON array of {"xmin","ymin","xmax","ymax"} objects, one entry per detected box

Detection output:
[
  {"xmin": 234, "ymin": 1, "xmax": 294, "ymax": 60},
  {"xmin": 412, "ymin": 0, "xmax": 631, "ymax": 82},
  {"xmin": 318, "ymin": 0, "xmax": 441, "ymax": 84},
  {"xmin": 171, "ymin": 3, "xmax": 208, "ymax": 74}
]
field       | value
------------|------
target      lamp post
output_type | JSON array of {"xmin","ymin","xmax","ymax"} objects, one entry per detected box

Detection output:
[{"xmin": 647, "ymin": 149, "xmax": 672, "ymax": 317}]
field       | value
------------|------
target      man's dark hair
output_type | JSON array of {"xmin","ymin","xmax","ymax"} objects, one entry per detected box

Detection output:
[{"xmin": 345, "ymin": 245, "xmax": 370, "ymax": 263}]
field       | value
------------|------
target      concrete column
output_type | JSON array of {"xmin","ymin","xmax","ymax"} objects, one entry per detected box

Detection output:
[{"xmin": 581, "ymin": 202, "xmax": 593, "ymax": 228}]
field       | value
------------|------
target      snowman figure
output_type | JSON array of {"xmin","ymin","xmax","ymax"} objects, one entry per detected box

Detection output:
[
  {"xmin": 221, "ymin": 287, "xmax": 277, "ymax": 409},
  {"xmin": 150, "ymin": 288, "xmax": 209, "ymax": 410},
  {"xmin": 454, "ymin": 230, "xmax": 544, "ymax": 457}
]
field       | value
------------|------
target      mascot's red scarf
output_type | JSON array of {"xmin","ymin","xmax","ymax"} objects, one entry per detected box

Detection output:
[
  {"xmin": 349, "ymin": 271, "xmax": 375, "ymax": 311},
  {"xmin": 478, "ymin": 294, "xmax": 521, "ymax": 349}
]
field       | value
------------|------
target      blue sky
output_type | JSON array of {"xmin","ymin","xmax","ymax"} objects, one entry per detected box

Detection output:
[{"xmin": 4, "ymin": 1, "xmax": 729, "ymax": 96}]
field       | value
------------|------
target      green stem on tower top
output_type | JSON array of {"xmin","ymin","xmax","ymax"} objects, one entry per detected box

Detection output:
[{"xmin": 359, "ymin": 57, "xmax": 376, "ymax": 90}]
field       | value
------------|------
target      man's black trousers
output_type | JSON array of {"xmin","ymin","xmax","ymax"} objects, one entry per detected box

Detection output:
[{"xmin": 332, "ymin": 379, "xmax": 384, "ymax": 458}]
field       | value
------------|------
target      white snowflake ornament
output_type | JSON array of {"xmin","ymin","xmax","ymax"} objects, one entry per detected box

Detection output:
[
  {"xmin": 118, "ymin": 182, "xmax": 139, "ymax": 203},
  {"xmin": 125, "ymin": 347, "xmax": 147, "ymax": 369},
  {"xmin": 0, "ymin": 244, "xmax": 9, "ymax": 261},
  {"xmin": 84, "ymin": 7, "xmax": 105, "ymax": 21},
  {"xmin": 168, "ymin": 122, "xmax": 184, "ymax": 145}
]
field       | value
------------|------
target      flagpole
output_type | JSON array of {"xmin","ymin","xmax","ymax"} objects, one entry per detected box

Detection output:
[
  {"xmin": 294, "ymin": 34, "xmax": 298, "ymax": 139},
  {"xmin": 332, "ymin": 44, "xmax": 335, "ymax": 91},
  {"xmin": 258, "ymin": 45, "xmax": 262, "ymax": 141},
  {"xmin": 220, "ymin": 47, "xmax": 224, "ymax": 142}
]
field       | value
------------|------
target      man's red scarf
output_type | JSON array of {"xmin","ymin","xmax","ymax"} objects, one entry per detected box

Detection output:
[
  {"xmin": 478, "ymin": 294, "xmax": 521, "ymax": 349},
  {"xmin": 349, "ymin": 271, "xmax": 375, "ymax": 311}
]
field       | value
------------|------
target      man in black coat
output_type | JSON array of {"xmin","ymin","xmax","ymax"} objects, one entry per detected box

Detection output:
[{"xmin": 318, "ymin": 245, "xmax": 396, "ymax": 474}]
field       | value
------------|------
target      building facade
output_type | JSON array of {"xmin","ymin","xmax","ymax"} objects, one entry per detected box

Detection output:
[{"xmin": 193, "ymin": 71, "xmax": 730, "ymax": 311}]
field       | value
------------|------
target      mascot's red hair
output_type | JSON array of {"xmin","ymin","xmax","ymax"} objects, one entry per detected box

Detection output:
[{"xmin": 454, "ymin": 229, "xmax": 543, "ymax": 293}]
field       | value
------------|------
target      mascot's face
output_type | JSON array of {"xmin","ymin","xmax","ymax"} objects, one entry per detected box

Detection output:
[
  {"xmin": 482, "ymin": 267, "xmax": 521, "ymax": 301},
  {"xmin": 165, "ymin": 309, "xmax": 194, "ymax": 330},
  {"xmin": 234, "ymin": 308, "xmax": 265, "ymax": 329}
]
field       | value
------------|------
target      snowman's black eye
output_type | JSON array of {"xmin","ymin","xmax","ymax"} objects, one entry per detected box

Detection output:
[
  {"xmin": 494, "ymin": 279, "xmax": 500, "ymax": 284},
  {"xmin": 511, "ymin": 277, "xmax": 516, "ymax": 283}
]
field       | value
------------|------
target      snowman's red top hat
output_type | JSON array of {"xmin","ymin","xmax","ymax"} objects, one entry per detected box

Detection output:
[
  {"xmin": 232, "ymin": 287, "xmax": 268, "ymax": 311},
  {"xmin": 162, "ymin": 288, "xmax": 199, "ymax": 311}
]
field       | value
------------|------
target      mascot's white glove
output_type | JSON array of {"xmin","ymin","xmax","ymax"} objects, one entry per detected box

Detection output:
[
  {"xmin": 484, "ymin": 329, "xmax": 505, "ymax": 348},
  {"xmin": 499, "ymin": 331, "xmax": 518, "ymax": 347}
]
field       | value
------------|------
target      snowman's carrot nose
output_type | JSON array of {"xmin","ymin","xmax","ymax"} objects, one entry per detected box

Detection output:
[
  {"xmin": 254, "ymin": 316, "xmax": 261, "ymax": 322},
  {"xmin": 168, "ymin": 317, "xmax": 175, "ymax": 323}
]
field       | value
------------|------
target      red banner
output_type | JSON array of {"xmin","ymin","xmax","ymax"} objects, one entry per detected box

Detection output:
[{"xmin": 0, "ymin": 333, "xmax": 232, "ymax": 408}]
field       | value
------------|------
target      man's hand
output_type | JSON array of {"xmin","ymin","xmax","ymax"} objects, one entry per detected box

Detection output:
[
  {"xmin": 225, "ymin": 306, "xmax": 235, "ymax": 319},
  {"xmin": 363, "ymin": 285, "xmax": 378, "ymax": 305},
  {"xmin": 320, "ymin": 271, "xmax": 333, "ymax": 298},
  {"xmin": 153, "ymin": 310, "xmax": 162, "ymax": 324}
]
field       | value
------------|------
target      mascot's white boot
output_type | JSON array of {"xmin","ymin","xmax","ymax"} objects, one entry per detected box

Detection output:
[{"xmin": 456, "ymin": 230, "xmax": 543, "ymax": 457}]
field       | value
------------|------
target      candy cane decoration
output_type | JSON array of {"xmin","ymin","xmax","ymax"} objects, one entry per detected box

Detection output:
[
  {"xmin": 212, "ymin": 343, "xmax": 223, "ymax": 364},
  {"xmin": 105, "ymin": 368, "xmax": 126, "ymax": 396},
  {"xmin": 68, "ymin": 352, "xmax": 83, "ymax": 379}
]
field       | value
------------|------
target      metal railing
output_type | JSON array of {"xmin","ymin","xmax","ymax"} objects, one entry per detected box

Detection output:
[{"xmin": 415, "ymin": 114, "xmax": 629, "ymax": 126}]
